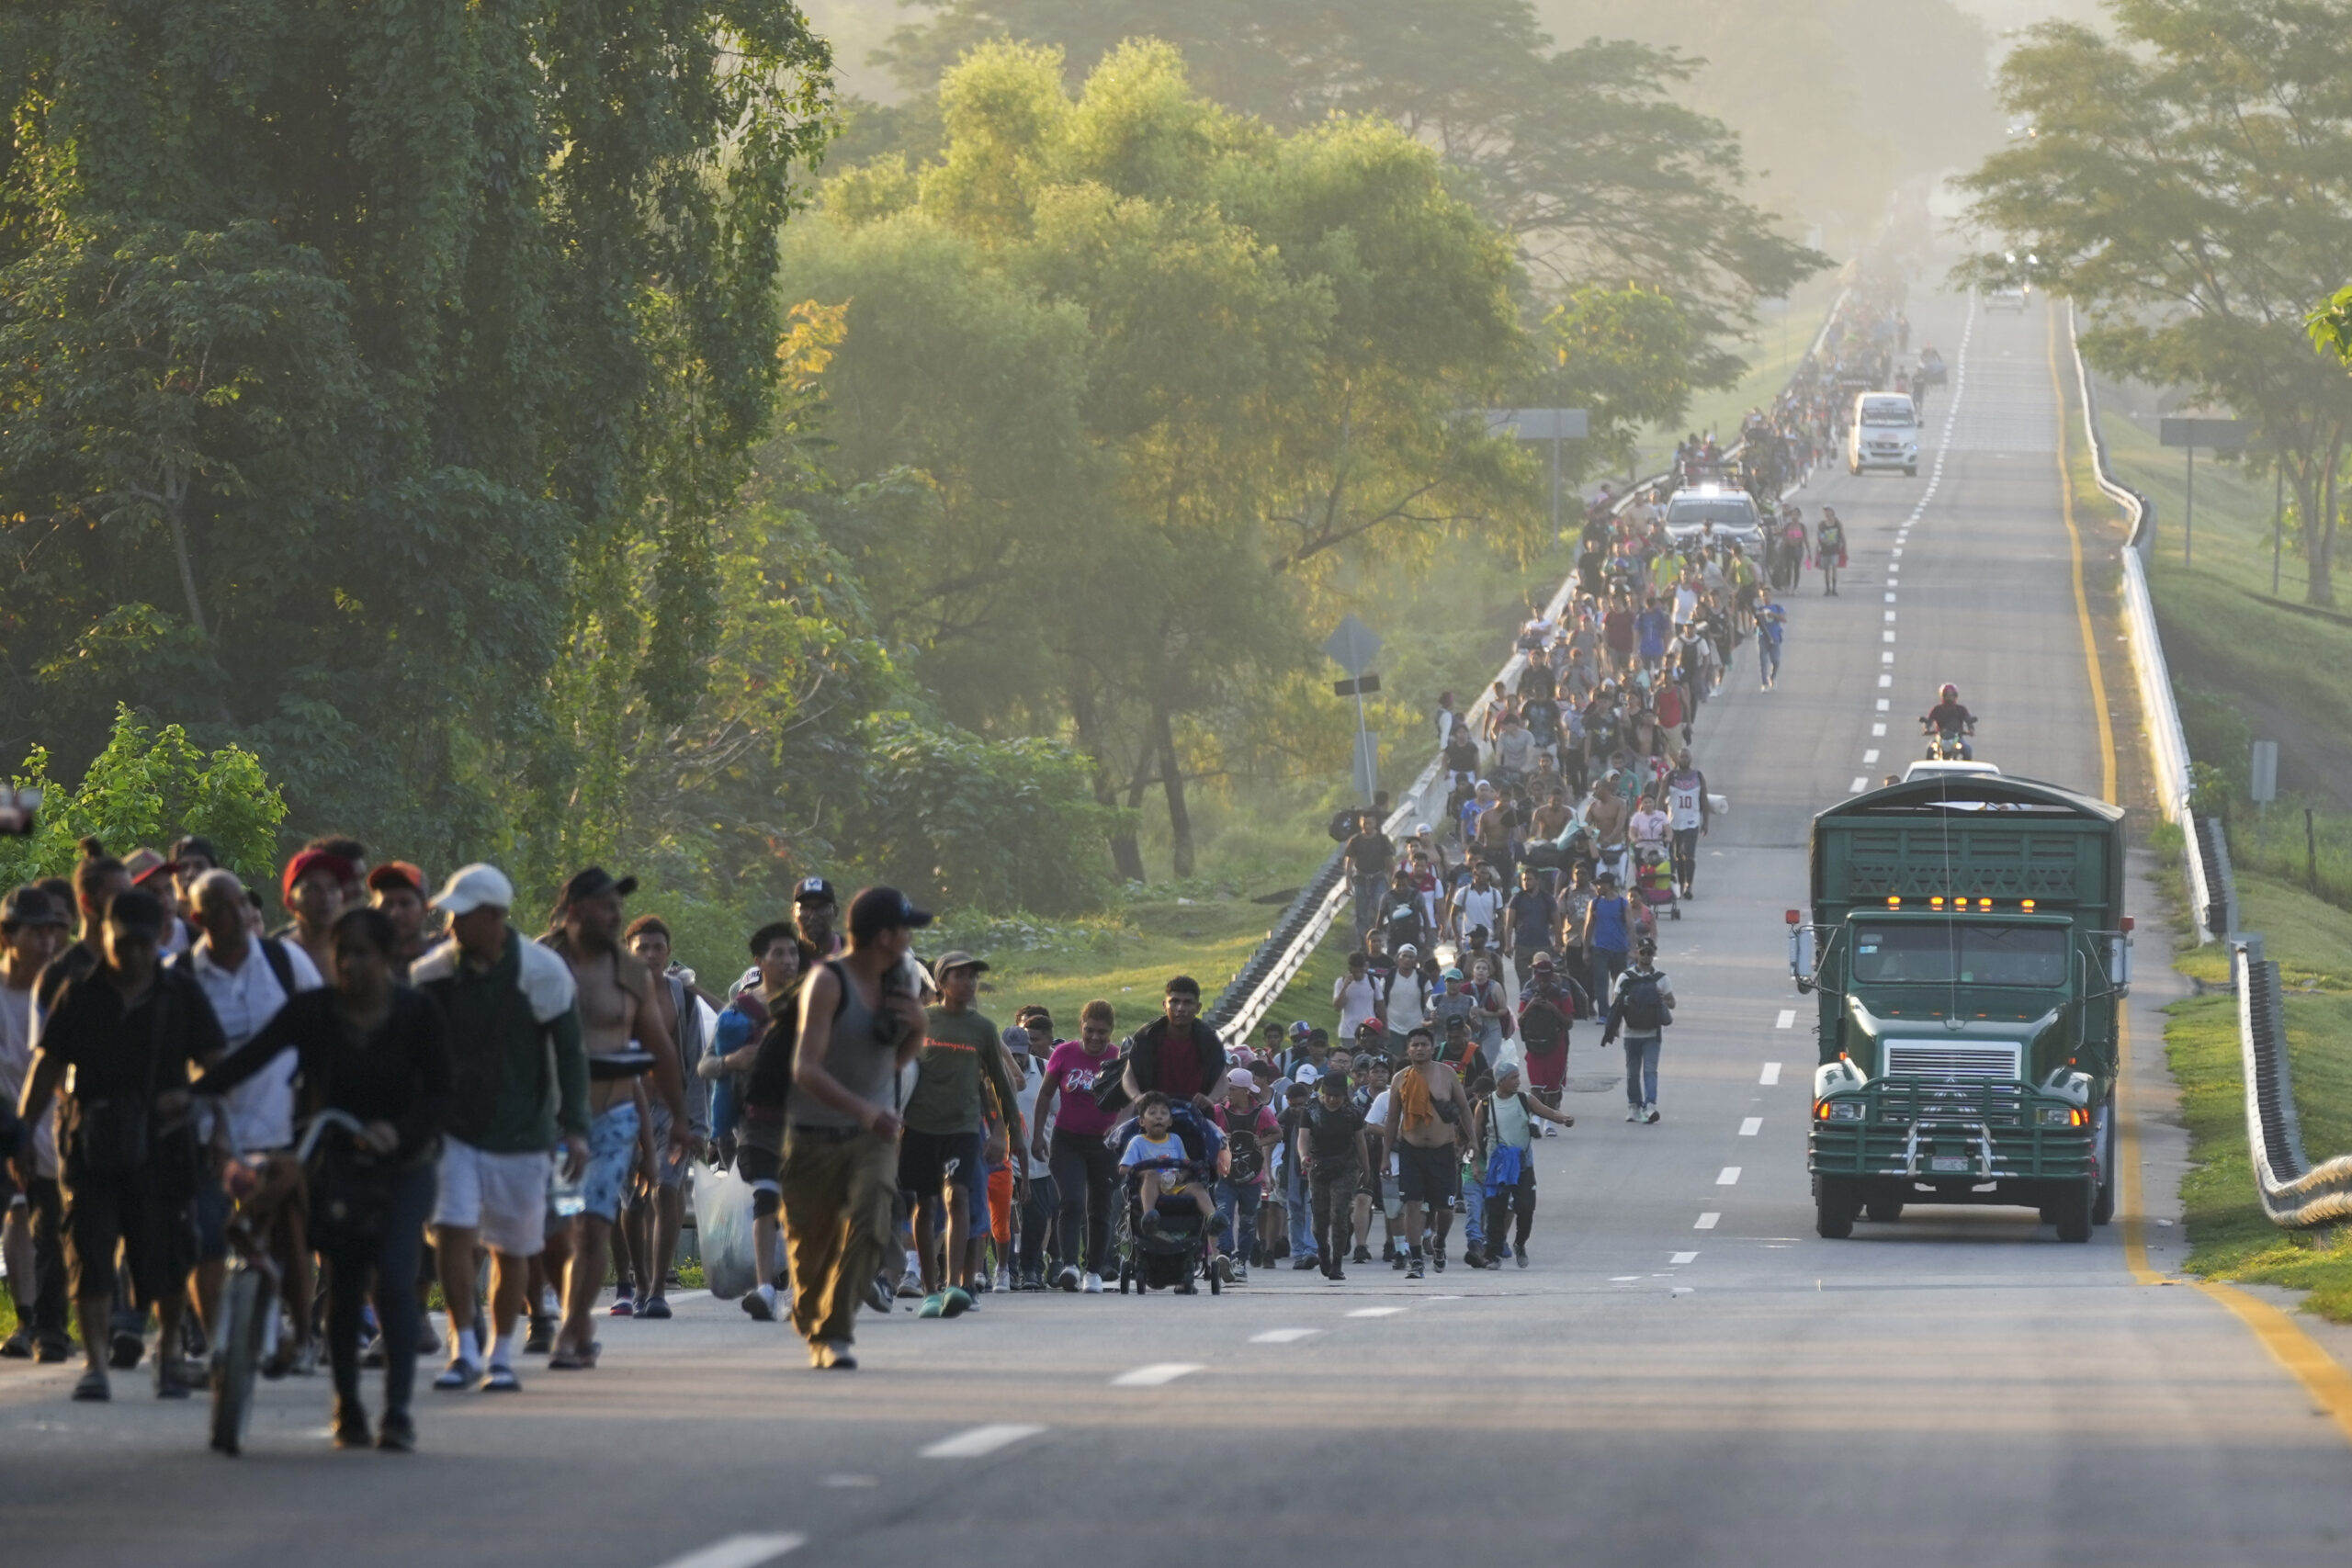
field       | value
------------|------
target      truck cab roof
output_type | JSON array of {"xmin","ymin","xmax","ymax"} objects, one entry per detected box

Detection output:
[{"xmin": 1903, "ymin": 759, "xmax": 2002, "ymax": 782}]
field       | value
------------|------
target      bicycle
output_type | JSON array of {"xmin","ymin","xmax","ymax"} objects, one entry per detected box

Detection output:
[{"xmin": 209, "ymin": 1109, "xmax": 365, "ymax": 1455}]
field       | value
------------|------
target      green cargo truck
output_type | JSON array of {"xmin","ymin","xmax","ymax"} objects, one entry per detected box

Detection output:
[{"xmin": 1789, "ymin": 771, "xmax": 2132, "ymax": 1242}]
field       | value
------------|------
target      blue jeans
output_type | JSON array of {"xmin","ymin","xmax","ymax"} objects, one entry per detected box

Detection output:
[
  {"xmin": 1284, "ymin": 1163, "xmax": 1316, "ymax": 1260},
  {"xmin": 1623, "ymin": 1033, "xmax": 1662, "ymax": 1107},
  {"xmin": 1212, "ymin": 1179, "xmax": 1261, "ymax": 1261},
  {"xmin": 1758, "ymin": 638, "xmax": 1781, "ymax": 684}
]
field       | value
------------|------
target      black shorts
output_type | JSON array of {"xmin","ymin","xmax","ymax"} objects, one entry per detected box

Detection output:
[
  {"xmin": 63, "ymin": 1172, "xmax": 190, "ymax": 1304},
  {"xmin": 1396, "ymin": 1142, "xmax": 1461, "ymax": 1205},
  {"xmin": 736, "ymin": 1143, "xmax": 782, "ymax": 1218},
  {"xmin": 897, "ymin": 1128, "xmax": 984, "ymax": 1204}
]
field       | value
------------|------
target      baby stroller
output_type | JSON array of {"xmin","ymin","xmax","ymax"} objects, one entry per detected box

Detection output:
[
  {"xmin": 1107, "ymin": 1105, "xmax": 1226, "ymax": 1297},
  {"xmin": 1633, "ymin": 840, "xmax": 1679, "ymax": 923}
]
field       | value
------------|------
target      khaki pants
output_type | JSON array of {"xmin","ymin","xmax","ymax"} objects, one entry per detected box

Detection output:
[{"xmin": 779, "ymin": 1126, "xmax": 898, "ymax": 1347}]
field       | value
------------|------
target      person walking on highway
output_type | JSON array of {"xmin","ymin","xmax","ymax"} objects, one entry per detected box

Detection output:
[
  {"xmin": 1665, "ymin": 751, "xmax": 1711, "ymax": 900},
  {"xmin": 1580, "ymin": 870, "xmax": 1634, "ymax": 1013},
  {"xmin": 1601, "ymin": 937, "xmax": 1676, "ymax": 1124},
  {"xmin": 1034, "ymin": 998, "xmax": 1122, "ymax": 1292},
  {"xmin": 1381, "ymin": 1028, "xmax": 1472, "ymax": 1279},
  {"xmin": 1755, "ymin": 586, "xmax": 1786, "ymax": 691},
  {"xmin": 1476, "ymin": 1060, "xmax": 1573, "ymax": 1267},
  {"xmin": 1816, "ymin": 509, "xmax": 1848, "ymax": 596},
  {"xmin": 781, "ymin": 886, "xmax": 932, "ymax": 1370}
]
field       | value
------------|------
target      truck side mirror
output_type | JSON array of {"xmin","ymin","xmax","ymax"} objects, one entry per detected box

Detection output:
[
  {"xmin": 1789, "ymin": 917, "xmax": 1816, "ymax": 993},
  {"xmin": 2109, "ymin": 932, "xmax": 2132, "ymax": 993}
]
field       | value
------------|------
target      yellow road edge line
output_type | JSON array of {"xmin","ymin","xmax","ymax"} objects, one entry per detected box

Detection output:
[{"xmin": 2049, "ymin": 302, "xmax": 2352, "ymax": 1445}]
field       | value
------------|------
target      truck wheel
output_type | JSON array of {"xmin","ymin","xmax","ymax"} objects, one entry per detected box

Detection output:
[
  {"xmin": 2052, "ymin": 1178, "xmax": 2095, "ymax": 1243},
  {"xmin": 1815, "ymin": 1178, "xmax": 1859, "ymax": 1239},
  {"xmin": 1864, "ymin": 1193, "xmax": 1905, "ymax": 1224}
]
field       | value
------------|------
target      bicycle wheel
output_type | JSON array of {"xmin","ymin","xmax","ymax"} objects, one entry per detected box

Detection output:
[{"xmin": 209, "ymin": 1268, "xmax": 272, "ymax": 1455}]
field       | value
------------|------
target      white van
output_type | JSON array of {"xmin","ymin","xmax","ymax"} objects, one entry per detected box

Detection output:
[{"xmin": 1848, "ymin": 391, "xmax": 1920, "ymax": 477}]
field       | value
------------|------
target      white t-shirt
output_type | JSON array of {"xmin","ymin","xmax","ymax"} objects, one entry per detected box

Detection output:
[
  {"xmin": 1, "ymin": 980, "xmax": 55, "ymax": 1179},
  {"xmin": 1364, "ymin": 1089, "xmax": 1400, "ymax": 1175},
  {"xmin": 1333, "ymin": 974, "xmax": 1381, "ymax": 1041},
  {"xmin": 182, "ymin": 937, "xmax": 324, "ymax": 1151},
  {"xmin": 1453, "ymin": 885, "xmax": 1506, "ymax": 941},
  {"xmin": 1383, "ymin": 971, "xmax": 1429, "ymax": 1035}
]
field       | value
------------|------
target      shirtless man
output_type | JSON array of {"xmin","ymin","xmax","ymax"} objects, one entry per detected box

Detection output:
[
  {"xmin": 1380, "ymin": 1028, "xmax": 1473, "ymax": 1280},
  {"xmin": 1529, "ymin": 786, "xmax": 1573, "ymax": 846},
  {"xmin": 1582, "ymin": 774, "xmax": 1630, "ymax": 884},
  {"xmin": 539, "ymin": 868, "xmax": 689, "ymax": 1367}
]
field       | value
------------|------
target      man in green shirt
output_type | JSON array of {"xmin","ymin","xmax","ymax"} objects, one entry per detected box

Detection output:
[{"xmin": 900, "ymin": 951, "xmax": 1020, "ymax": 1315}]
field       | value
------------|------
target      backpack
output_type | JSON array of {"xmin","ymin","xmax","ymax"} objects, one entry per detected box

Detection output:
[
  {"xmin": 1619, "ymin": 972, "xmax": 1671, "ymax": 1033},
  {"xmin": 1225, "ymin": 1117, "xmax": 1265, "ymax": 1183}
]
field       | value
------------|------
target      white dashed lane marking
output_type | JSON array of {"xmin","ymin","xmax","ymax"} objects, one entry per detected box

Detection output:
[
  {"xmin": 1112, "ymin": 1363, "xmax": 1203, "ymax": 1387},
  {"xmin": 1863, "ymin": 750, "xmax": 1879, "ymax": 764},
  {"xmin": 922, "ymin": 1424, "xmax": 1047, "ymax": 1459},
  {"xmin": 1774, "ymin": 1010, "xmax": 1794, "ymax": 1029},
  {"xmin": 1346, "ymin": 1306, "xmax": 1407, "ymax": 1318},
  {"xmin": 1716, "ymin": 1167, "xmax": 1742, "ymax": 1186},
  {"xmin": 1671, "ymin": 1251, "xmax": 1700, "ymax": 1265},
  {"xmin": 1739, "ymin": 1117, "xmax": 1762, "ymax": 1136},
  {"xmin": 1760, "ymin": 1062, "xmax": 1781, "ymax": 1084},
  {"xmin": 1695, "ymin": 1213, "xmax": 1721, "ymax": 1230},
  {"xmin": 651, "ymin": 1537, "xmax": 806, "ymax": 1568},
  {"xmin": 1250, "ymin": 1328, "xmax": 1320, "ymax": 1344},
  {"xmin": 1850, "ymin": 777, "xmax": 1870, "ymax": 792}
]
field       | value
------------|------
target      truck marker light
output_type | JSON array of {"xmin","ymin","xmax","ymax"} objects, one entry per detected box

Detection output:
[
  {"xmin": 1977, "ymin": 897, "xmax": 1993, "ymax": 911},
  {"xmin": 1930, "ymin": 896, "xmax": 1945, "ymax": 909},
  {"xmin": 2021, "ymin": 898, "xmax": 2035, "ymax": 911},
  {"xmin": 1886, "ymin": 896, "xmax": 1901, "ymax": 908},
  {"xmin": 2121, "ymin": 916, "xmax": 2134, "ymax": 932},
  {"xmin": 1786, "ymin": 908, "xmax": 1801, "ymax": 924}
]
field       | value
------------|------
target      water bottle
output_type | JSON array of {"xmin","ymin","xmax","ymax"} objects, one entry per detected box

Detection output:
[{"xmin": 550, "ymin": 1148, "xmax": 586, "ymax": 1219}]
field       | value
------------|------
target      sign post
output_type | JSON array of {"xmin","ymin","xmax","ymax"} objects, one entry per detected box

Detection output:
[
  {"xmin": 1324, "ymin": 615, "xmax": 1384, "ymax": 807},
  {"xmin": 2252, "ymin": 739, "xmax": 2278, "ymax": 851},
  {"xmin": 2159, "ymin": 416, "xmax": 2250, "ymax": 567},
  {"xmin": 1485, "ymin": 408, "xmax": 1590, "ymax": 539}
]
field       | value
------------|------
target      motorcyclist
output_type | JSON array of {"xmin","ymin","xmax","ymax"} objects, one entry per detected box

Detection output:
[{"xmin": 1922, "ymin": 683, "xmax": 1976, "ymax": 760}]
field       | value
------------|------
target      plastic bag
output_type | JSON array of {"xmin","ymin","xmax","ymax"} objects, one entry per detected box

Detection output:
[{"xmin": 690, "ymin": 1158, "xmax": 757, "ymax": 1301}]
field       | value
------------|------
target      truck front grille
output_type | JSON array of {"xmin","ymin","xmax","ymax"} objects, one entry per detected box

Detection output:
[{"xmin": 1883, "ymin": 1041, "xmax": 2020, "ymax": 1079}]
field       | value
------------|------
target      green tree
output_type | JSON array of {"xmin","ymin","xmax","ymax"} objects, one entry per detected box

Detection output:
[
  {"xmin": 0, "ymin": 705, "xmax": 287, "ymax": 888},
  {"xmin": 1956, "ymin": 0, "xmax": 2352, "ymax": 604},
  {"xmin": 1533, "ymin": 285, "xmax": 1698, "ymax": 477}
]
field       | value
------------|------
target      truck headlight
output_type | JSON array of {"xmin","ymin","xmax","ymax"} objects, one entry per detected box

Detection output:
[
  {"xmin": 1815, "ymin": 1100, "xmax": 1864, "ymax": 1122},
  {"xmin": 2035, "ymin": 1106, "xmax": 2089, "ymax": 1128}
]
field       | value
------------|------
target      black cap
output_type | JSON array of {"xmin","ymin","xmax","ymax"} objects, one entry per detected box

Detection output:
[
  {"xmin": 168, "ymin": 834, "xmax": 220, "ymax": 868},
  {"xmin": 846, "ymin": 885, "xmax": 932, "ymax": 942},
  {"xmin": 748, "ymin": 920, "xmax": 797, "ymax": 958},
  {"xmin": 559, "ymin": 866, "xmax": 639, "ymax": 906},
  {"xmin": 1, "ymin": 885, "xmax": 68, "ymax": 931},
  {"xmin": 794, "ymin": 876, "xmax": 838, "ymax": 906}
]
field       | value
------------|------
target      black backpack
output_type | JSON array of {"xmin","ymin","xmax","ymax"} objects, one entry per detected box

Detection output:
[
  {"xmin": 1619, "ymin": 972, "xmax": 1671, "ymax": 1032},
  {"xmin": 1226, "ymin": 1120, "xmax": 1264, "ymax": 1184}
]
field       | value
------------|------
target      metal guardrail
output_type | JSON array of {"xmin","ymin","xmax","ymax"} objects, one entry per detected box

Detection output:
[
  {"xmin": 1209, "ymin": 284, "xmax": 1855, "ymax": 1043},
  {"xmin": 2235, "ymin": 941, "xmax": 2352, "ymax": 1227},
  {"xmin": 2065, "ymin": 303, "xmax": 2217, "ymax": 942}
]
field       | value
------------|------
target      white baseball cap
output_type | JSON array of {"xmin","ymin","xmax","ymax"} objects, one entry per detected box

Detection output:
[
  {"xmin": 432, "ymin": 863, "xmax": 515, "ymax": 916},
  {"xmin": 1294, "ymin": 1064, "xmax": 1320, "ymax": 1086}
]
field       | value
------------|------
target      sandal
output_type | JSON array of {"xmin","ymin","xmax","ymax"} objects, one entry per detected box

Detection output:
[{"xmin": 546, "ymin": 1340, "xmax": 601, "ymax": 1371}]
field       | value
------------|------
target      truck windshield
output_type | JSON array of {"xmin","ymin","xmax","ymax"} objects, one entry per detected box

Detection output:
[
  {"xmin": 1666, "ymin": 501, "xmax": 1756, "ymax": 526},
  {"xmin": 1860, "ymin": 401, "xmax": 1916, "ymax": 425},
  {"xmin": 1851, "ymin": 923, "xmax": 2068, "ymax": 987}
]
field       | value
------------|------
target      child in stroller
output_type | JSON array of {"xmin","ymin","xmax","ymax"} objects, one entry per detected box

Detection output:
[{"xmin": 1112, "ymin": 1093, "xmax": 1228, "ymax": 1294}]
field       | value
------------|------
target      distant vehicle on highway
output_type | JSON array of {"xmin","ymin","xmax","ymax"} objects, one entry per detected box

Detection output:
[
  {"xmin": 1660, "ymin": 484, "xmax": 1764, "ymax": 554},
  {"xmin": 1848, "ymin": 392, "xmax": 1920, "ymax": 478},
  {"xmin": 1902, "ymin": 759, "xmax": 2002, "ymax": 782},
  {"xmin": 1984, "ymin": 284, "xmax": 2029, "ymax": 313}
]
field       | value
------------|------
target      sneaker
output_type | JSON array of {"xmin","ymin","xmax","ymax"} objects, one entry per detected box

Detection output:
[
  {"xmin": 35, "ymin": 1337, "xmax": 72, "ymax": 1364},
  {"xmin": 1292, "ymin": 1254, "xmax": 1319, "ymax": 1270},
  {"xmin": 72, "ymin": 1367, "xmax": 109, "ymax": 1401},
  {"xmin": 1463, "ymin": 1247, "xmax": 1487, "ymax": 1269},
  {"xmin": 1055, "ymin": 1265, "xmax": 1081, "ymax": 1293},
  {"xmin": 1515, "ymin": 1247, "xmax": 1531, "ymax": 1269},
  {"xmin": 637, "ymin": 1295, "xmax": 672, "ymax": 1320},
  {"xmin": 1019, "ymin": 1269, "xmax": 1044, "ymax": 1292},
  {"xmin": 524, "ymin": 1315, "xmax": 556, "ymax": 1355},
  {"xmin": 1080, "ymin": 1271, "xmax": 1103, "ymax": 1294},
  {"xmin": 108, "ymin": 1329, "xmax": 142, "ymax": 1370},
  {"xmin": 608, "ymin": 1297, "xmax": 635, "ymax": 1319},
  {"xmin": 360, "ymin": 1334, "xmax": 387, "ymax": 1369},
  {"xmin": 1432, "ymin": 1249, "xmax": 1447, "ymax": 1272},
  {"xmin": 332, "ymin": 1402, "xmax": 370, "ymax": 1447},
  {"xmin": 1231, "ymin": 1260, "xmax": 1249, "ymax": 1284},
  {"xmin": 1392, "ymin": 1251, "xmax": 1407, "ymax": 1271},
  {"xmin": 991, "ymin": 1266, "xmax": 1011, "ymax": 1292},
  {"xmin": 1351, "ymin": 1246, "xmax": 1372, "ymax": 1264},
  {"xmin": 153, "ymin": 1360, "xmax": 190, "ymax": 1400},
  {"xmin": 741, "ymin": 1290, "xmax": 775, "ymax": 1323},
  {"xmin": 1627, "ymin": 1107, "xmax": 1644, "ymax": 1122},
  {"xmin": 810, "ymin": 1338, "xmax": 857, "ymax": 1371},
  {"xmin": 434, "ymin": 1359, "xmax": 483, "ymax": 1392},
  {"xmin": 896, "ymin": 1268, "xmax": 924, "ymax": 1299},
  {"xmin": 865, "ymin": 1275, "xmax": 895, "ymax": 1314},
  {"xmin": 376, "ymin": 1410, "xmax": 417, "ymax": 1452},
  {"xmin": 917, "ymin": 1292, "xmax": 946, "ymax": 1319},
  {"xmin": 1645, "ymin": 1104, "xmax": 1661, "ymax": 1124},
  {"xmin": 942, "ymin": 1287, "xmax": 974, "ymax": 1317},
  {"xmin": 1406, "ymin": 1255, "xmax": 1425, "ymax": 1280},
  {"xmin": 0, "ymin": 1330, "xmax": 32, "ymax": 1359},
  {"xmin": 289, "ymin": 1339, "xmax": 319, "ymax": 1377},
  {"xmin": 1212, "ymin": 1256, "xmax": 1234, "ymax": 1285}
]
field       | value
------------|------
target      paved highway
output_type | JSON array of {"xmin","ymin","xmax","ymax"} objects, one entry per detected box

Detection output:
[{"xmin": 6, "ymin": 287, "xmax": 2351, "ymax": 1568}]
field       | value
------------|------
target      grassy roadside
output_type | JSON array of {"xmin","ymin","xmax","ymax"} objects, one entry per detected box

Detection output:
[{"xmin": 2162, "ymin": 869, "xmax": 2352, "ymax": 1321}]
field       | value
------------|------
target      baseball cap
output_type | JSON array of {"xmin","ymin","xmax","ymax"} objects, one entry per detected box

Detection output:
[
  {"xmin": 845, "ymin": 885, "xmax": 932, "ymax": 942},
  {"xmin": 1396, "ymin": 942, "xmax": 1418, "ymax": 956},
  {"xmin": 558, "ymin": 866, "xmax": 639, "ymax": 907},
  {"xmin": 1414, "ymin": 822, "xmax": 1432, "ymax": 835},
  {"xmin": 1442, "ymin": 965, "xmax": 1464, "ymax": 980},
  {"xmin": 1, "ymin": 885, "xmax": 68, "ymax": 930},
  {"xmin": 1293, "ymin": 1064, "xmax": 1319, "ymax": 1086},
  {"xmin": 168, "ymin": 834, "xmax": 220, "ymax": 868},
  {"xmin": 1532, "ymin": 952, "xmax": 1555, "ymax": 970},
  {"xmin": 432, "ymin": 863, "xmax": 515, "ymax": 916},
  {"xmin": 1227, "ymin": 1067, "xmax": 1255, "ymax": 1089},
  {"xmin": 932, "ymin": 950, "xmax": 990, "ymax": 976},
  {"xmin": 284, "ymin": 847, "xmax": 359, "ymax": 899},
  {"xmin": 367, "ymin": 861, "xmax": 426, "ymax": 897},
  {"xmin": 794, "ymin": 876, "xmax": 838, "ymax": 906},
  {"xmin": 1287, "ymin": 1021, "xmax": 1312, "ymax": 1040},
  {"xmin": 122, "ymin": 846, "xmax": 171, "ymax": 886}
]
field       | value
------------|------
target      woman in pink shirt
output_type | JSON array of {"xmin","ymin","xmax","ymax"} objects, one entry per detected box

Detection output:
[{"xmin": 1030, "ymin": 999, "xmax": 1123, "ymax": 1292}]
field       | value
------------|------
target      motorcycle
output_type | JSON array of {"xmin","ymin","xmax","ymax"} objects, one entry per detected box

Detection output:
[{"xmin": 1919, "ymin": 718, "xmax": 1975, "ymax": 761}]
